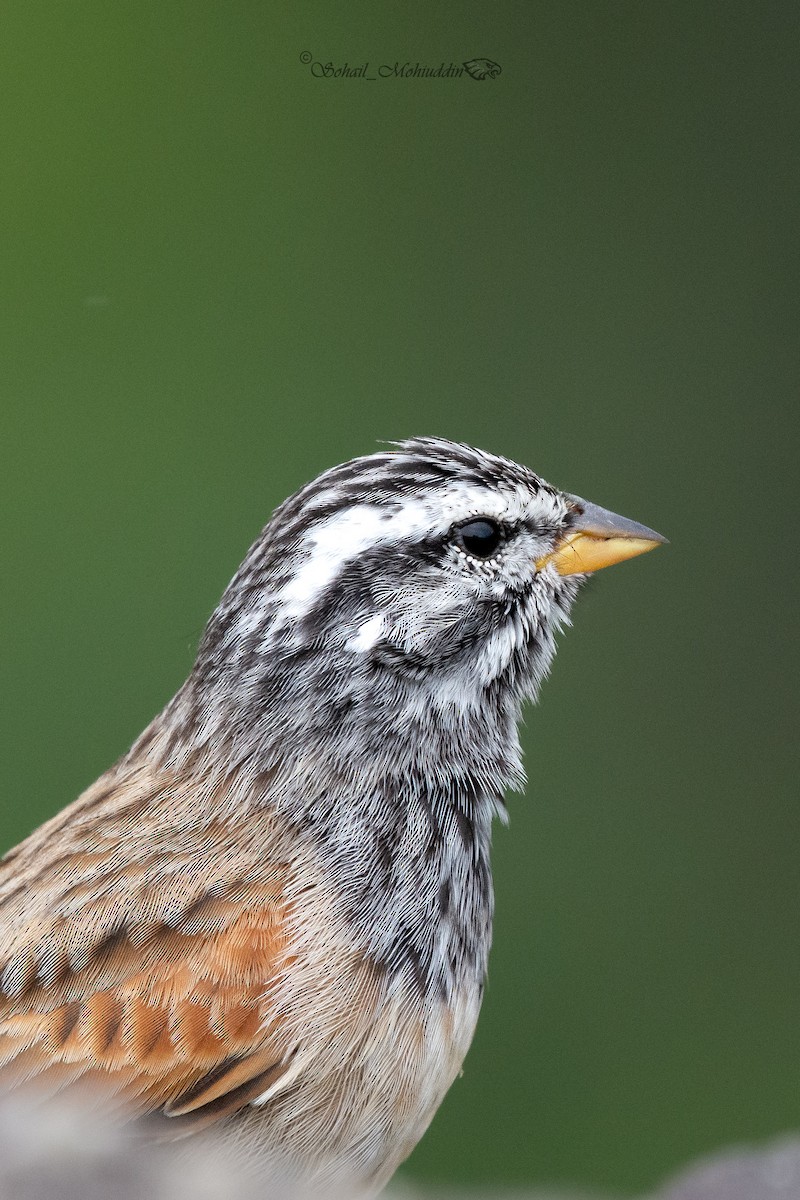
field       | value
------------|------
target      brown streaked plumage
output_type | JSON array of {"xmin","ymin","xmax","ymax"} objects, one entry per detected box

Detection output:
[
  {"xmin": 0, "ymin": 740, "xmax": 477, "ymax": 1192},
  {"xmin": 0, "ymin": 439, "xmax": 665, "ymax": 1193},
  {"xmin": 0, "ymin": 759, "xmax": 293, "ymax": 1121}
]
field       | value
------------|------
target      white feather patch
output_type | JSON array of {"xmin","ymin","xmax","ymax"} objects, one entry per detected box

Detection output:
[{"xmin": 348, "ymin": 613, "xmax": 385, "ymax": 653}]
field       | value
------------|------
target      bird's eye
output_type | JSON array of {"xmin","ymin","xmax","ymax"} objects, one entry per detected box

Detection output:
[{"xmin": 453, "ymin": 518, "xmax": 503, "ymax": 559}]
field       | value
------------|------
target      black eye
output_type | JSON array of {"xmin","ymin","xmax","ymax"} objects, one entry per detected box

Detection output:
[{"xmin": 454, "ymin": 518, "xmax": 503, "ymax": 559}]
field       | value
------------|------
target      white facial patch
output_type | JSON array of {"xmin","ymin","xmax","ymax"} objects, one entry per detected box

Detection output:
[
  {"xmin": 348, "ymin": 612, "xmax": 385, "ymax": 652},
  {"xmin": 271, "ymin": 481, "xmax": 557, "ymax": 633},
  {"xmin": 275, "ymin": 502, "xmax": 430, "ymax": 627}
]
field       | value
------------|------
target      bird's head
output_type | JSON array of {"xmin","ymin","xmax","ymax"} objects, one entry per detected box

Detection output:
[{"xmin": 191, "ymin": 439, "xmax": 664, "ymax": 771}]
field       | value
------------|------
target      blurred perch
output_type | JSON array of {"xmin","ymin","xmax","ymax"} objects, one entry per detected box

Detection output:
[
  {"xmin": 0, "ymin": 1095, "xmax": 289, "ymax": 1200},
  {"xmin": 403, "ymin": 1140, "xmax": 800, "ymax": 1200},
  {"xmin": 0, "ymin": 1094, "xmax": 799, "ymax": 1200},
  {"xmin": 653, "ymin": 1137, "xmax": 800, "ymax": 1199}
]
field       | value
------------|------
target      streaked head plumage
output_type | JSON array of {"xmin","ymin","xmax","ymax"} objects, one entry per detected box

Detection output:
[{"xmin": 195, "ymin": 438, "xmax": 584, "ymax": 719}]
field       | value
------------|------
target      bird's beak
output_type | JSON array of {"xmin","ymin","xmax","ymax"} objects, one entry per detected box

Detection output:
[{"xmin": 536, "ymin": 496, "xmax": 667, "ymax": 576}]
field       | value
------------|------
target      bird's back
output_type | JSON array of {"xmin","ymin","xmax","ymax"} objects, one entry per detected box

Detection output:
[{"xmin": 0, "ymin": 748, "xmax": 482, "ymax": 1192}]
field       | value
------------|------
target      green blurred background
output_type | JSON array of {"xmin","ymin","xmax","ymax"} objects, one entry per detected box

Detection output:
[{"xmin": 0, "ymin": 2, "xmax": 797, "ymax": 1194}]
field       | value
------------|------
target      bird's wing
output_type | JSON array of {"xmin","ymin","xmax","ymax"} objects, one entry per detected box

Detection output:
[{"xmin": 0, "ymin": 760, "xmax": 302, "ymax": 1128}]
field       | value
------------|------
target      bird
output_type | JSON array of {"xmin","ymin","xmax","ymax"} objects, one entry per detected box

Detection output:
[{"xmin": 0, "ymin": 438, "xmax": 665, "ymax": 1195}]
